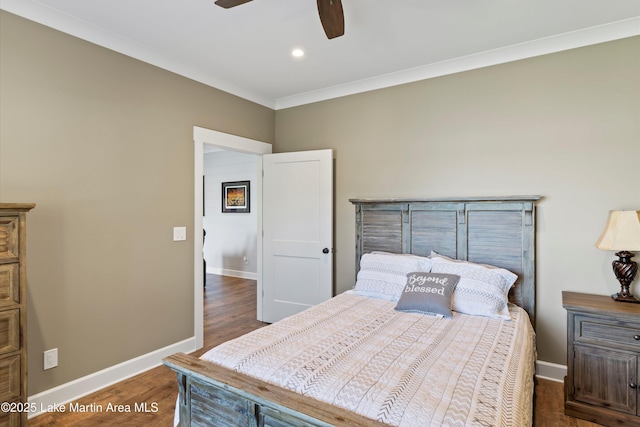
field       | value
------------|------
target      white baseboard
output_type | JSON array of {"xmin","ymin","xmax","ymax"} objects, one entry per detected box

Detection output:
[
  {"xmin": 27, "ymin": 337, "xmax": 196, "ymax": 418},
  {"xmin": 207, "ymin": 267, "xmax": 257, "ymax": 280},
  {"xmin": 536, "ymin": 360, "xmax": 566, "ymax": 383}
]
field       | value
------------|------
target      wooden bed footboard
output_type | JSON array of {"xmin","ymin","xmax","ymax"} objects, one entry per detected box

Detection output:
[{"xmin": 163, "ymin": 353, "xmax": 389, "ymax": 427}]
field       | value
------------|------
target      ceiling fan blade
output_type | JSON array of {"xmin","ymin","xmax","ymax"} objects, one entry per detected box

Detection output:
[
  {"xmin": 317, "ymin": 0, "xmax": 344, "ymax": 39},
  {"xmin": 215, "ymin": 0, "xmax": 253, "ymax": 8}
]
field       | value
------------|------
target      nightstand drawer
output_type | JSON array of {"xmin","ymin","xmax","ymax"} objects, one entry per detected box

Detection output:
[{"xmin": 576, "ymin": 314, "xmax": 640, "ymax": 348}]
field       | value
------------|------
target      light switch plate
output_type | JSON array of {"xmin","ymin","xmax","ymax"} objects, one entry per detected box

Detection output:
[{"xmin": 173, "ymin": 226, "xmax": 187, "ymax": 241}]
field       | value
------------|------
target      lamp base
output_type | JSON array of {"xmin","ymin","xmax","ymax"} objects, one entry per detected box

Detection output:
[
  {"xmin": 612, "ymin": 292, "xmax": 640, "ymax": 303},
  {"xmin": 611, "ymin": 251, "xmax": 639, "ymax": 303}
]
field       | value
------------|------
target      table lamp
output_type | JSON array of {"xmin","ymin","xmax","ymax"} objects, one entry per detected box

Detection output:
[{"xmin": 595, "ymin": 210, "xmax": 640, "ymax": 303}]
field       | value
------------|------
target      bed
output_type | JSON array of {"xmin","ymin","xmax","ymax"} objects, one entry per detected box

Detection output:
[{"xmin": 164, "ymin": 196, "xmax": 540, "ymax": 427}]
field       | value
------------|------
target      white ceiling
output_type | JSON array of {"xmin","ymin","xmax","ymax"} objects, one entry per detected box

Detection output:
[{"xmin": 2, "ymin": 0, "xmax": 639, "ymax": 109}]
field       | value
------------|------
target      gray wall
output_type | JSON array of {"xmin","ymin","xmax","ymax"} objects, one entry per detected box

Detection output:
[
  {"xmin": 0, "ymin": 11, "xmax": 275, "ymax": 394},
  {"xmin": 274, "ymin": 36, "xmax": 640, "ymax": 365}
]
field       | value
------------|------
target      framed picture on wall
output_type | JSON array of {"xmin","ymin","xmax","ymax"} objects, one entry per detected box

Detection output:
[{"xmin": 222, "ymin": 181, "xmax": 250, "ymax": 213}]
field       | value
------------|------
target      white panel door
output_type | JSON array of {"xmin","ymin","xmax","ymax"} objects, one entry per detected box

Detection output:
[{"xmin": 262, "ymin": 149, "xmax": 333, "ymax": 323}]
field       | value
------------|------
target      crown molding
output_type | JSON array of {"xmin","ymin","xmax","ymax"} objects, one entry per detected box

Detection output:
[
  {"xmin": 275, "ymin": 17, "xmax": 640, "ymax": 109},
  {"xmin": 2, "ymin": 1, "xmax": 638, "ymax": 111}
]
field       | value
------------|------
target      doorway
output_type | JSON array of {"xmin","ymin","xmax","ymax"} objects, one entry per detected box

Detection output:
[
  {"xmin": 193, "ymin": 126, "xmax": 272, "ymax": 350},
  {"xmin": 203, "ymin": 149, "xmax": 258, "ymax": 280}
]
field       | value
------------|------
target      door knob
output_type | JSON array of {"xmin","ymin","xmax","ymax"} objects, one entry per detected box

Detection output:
[{"xmin": 322, "ymin": 248, "xmax": 330, "ymax": 254}]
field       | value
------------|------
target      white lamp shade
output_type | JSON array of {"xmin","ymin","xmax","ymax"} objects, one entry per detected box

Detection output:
[{"xmin": 595, "ymin": 210, "xmax": 640, "ymax": 251}]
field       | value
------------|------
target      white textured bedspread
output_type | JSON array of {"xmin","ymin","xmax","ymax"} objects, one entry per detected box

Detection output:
[{"xmin": 201, "ymin": 292, "xmax": 535, "ymax": 427}]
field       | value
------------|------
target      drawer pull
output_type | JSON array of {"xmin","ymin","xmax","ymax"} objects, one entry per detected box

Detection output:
[
  {"xmin": 634, "ymin": 335, "xmax": 640, "ymax": 341},
  {"xmin": 631, "ymin": 383, "xmax": 638, "ymax": 389}
]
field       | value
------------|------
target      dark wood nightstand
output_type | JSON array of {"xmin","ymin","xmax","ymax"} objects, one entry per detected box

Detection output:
[{"xmin": 563, "ymin": 291, "xmax": 640, "ymax": 426}]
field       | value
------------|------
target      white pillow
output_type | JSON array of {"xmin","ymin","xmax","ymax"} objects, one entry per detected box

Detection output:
[
  {"xmin": 354, "ymin": 253, "xmax": 432, "ymax": 301},
  {"xmin": 430, "ymin": 254, "xmax": 517, "ymax": 320}
]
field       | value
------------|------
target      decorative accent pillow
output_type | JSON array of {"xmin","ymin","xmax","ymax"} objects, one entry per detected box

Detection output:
[
  {"xmin": 395, "ymin": 272, "xmax": 460, "ymax": 318},
  {"xmin": 354, "ymin": 253, "xmax": 432, "ymax": 301},
  {"xmin": 429, "ymin": 253, "xmax": 518, "ymax": 320}
]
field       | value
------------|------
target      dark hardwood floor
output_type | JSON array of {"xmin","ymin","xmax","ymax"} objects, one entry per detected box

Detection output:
[
  {"xmin": 29, "ymin": 275, "xmax": 600, "ymax": 426},
  {"xmin": 28, "ymin": 275, "xmax": 267, "ymax": 427}
]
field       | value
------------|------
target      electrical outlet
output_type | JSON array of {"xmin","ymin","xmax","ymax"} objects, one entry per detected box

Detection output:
[
  {"xmin": 173, "ymin": 226, "xmax": 187, "ymax": 241},
  {"xmin": 44, "ymin": 348, "xmax": 58, "ymax": 370},
  {"xmin": 243, "ymin": 256, "xmax": 248, "ymax": 264}
]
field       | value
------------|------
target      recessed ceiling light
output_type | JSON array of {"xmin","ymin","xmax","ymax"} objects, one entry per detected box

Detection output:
[{"xmin": 292, "ymin": 48, "xmax": 305, "ymax": 58}]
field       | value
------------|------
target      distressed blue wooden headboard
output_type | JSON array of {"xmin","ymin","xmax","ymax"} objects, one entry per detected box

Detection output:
[{"xmin": 350, "ymin": 196, "xmax": 540, "ymax": 327}]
